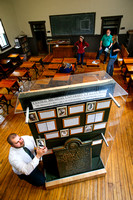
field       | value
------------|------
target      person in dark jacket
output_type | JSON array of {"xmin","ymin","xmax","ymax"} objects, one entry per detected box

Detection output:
[
  {"xmin": 106, "ymin": 35, "xmax": 121, "ymax": 76},
  {"xmin": 59, "ymin": 62, "xmax": 72, "ymax": 73}
]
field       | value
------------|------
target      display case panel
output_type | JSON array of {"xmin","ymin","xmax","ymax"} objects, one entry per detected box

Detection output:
[{"xmin": 16, "ymin": 71, "xmax": 128, "ymax": 188}]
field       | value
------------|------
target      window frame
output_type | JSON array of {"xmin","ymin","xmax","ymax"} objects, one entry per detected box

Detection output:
[{"xmin": 0, "ymin": 19, "xmax": 11, "ymax": 51}]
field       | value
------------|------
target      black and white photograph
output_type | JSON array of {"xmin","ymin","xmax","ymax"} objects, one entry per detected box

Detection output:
[
  {"xmin": 36, "ymin": 138, "xmax": 46, "ymax": 148},
  {"xmin": 28, "ymin": 112, "xmax": 39, "ymax": 123},
  {"xmin": 86, "ymin": 101, "xmax": 96, "ymax": 112},
  {"xmin": 84, "ymin": 124, "xmax": 93, "ymax": 133},
  {"xmin": 60, "ymin": 129, "xmax": 69, "ymax": 137},
  {"xmin": 57, "ymin": 106, "xmax": 67, "ymax": 117}
]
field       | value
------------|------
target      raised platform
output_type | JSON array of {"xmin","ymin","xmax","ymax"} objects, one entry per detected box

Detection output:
[{"xmin": 45, "ymin": 168, "xmax": 106, "ymax": 189}]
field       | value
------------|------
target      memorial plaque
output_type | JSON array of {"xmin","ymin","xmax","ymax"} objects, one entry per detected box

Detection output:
[{"xmin": 53, "ymin": 138, "xmax": 92, "ymax": 178}]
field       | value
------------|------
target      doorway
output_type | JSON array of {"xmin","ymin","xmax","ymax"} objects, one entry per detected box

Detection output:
[
  {"xmin": 29, "ymin": 21, "xmax": 48, "ymax": 55},
  {"xmin": 101, "ymin": 16, "xmax": 123, "ymax": 35}
]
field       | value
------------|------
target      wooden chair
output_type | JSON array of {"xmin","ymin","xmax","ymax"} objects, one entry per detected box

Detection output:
[{"xmin": 0, "ymin": 94, "xmax": 14, "ymax": 114}]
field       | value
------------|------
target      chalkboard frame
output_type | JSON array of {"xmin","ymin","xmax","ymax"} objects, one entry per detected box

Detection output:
[{"xmin": 49, "ymin": 12, "xmax": 96, "ymax": 36}]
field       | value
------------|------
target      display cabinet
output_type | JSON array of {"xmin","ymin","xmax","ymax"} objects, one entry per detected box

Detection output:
[
  {"xmin": 14, "ymin": 35, "xmax": 31, "ymax": 59},
  {"xmin": 15, "ymin": 71, "xmax": 128, "ymax": 189}
]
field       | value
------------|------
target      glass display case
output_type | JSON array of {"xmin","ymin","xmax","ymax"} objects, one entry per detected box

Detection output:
[{"xmin": 15, "ymin": 71, "xmax": 128, "ymax": 189}]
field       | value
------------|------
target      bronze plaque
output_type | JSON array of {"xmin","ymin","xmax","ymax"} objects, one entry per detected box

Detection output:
[{"xmin": 53, "ymin": 138, "xmax": 92, "ymax": 178}]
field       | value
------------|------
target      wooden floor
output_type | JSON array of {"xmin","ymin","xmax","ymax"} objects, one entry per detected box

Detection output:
[{"xmin": 0, "ymin": 62, "xmax": 133, "ymax": 200}]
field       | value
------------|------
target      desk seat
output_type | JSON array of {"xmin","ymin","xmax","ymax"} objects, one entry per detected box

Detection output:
[
  {"xmin": 0, "ymin": 94, "xmax": 14, "ymax": 114},
  {"xmin": 51, "ymin": 58, "xmax": 63, "ymax": 64},
  {"xmin": 53, "ymin": 73, "xmax": 70, "ymax": 81},
  {"xmin": 42, "ymin": 70, "xmax": 56, "ymax": 77},
  {"xmin": 10, "ymin": 69, "xmax": 31, "ymax": 81},
  {"xmin": 86, "ymin": 59, "xmax": 100, "ymax": 67},
  {"xmin": 42, "ymin": 54, "xmax": 53, "ymax": 63},
  {"xmin": 47, "ymin": 64, "xmax": 61, "ymax": 70},
  {"xmin": 63, "ymin": 58, "xmax": 77, "ymax": 64},
  {"xmin": 123, "ymin": 58, "xmax": 133, "ymax": 64}
]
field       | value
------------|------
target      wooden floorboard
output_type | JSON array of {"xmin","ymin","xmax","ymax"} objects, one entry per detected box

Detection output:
[{"xmin": 0, "ymin": 61, "xmax": 133, "ymax": 200}]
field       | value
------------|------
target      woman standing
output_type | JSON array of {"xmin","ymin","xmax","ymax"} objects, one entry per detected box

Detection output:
[
  {"xmin": 106, "ymin": 35, "xmax": 120, "ymax": 76},
  {"xmin": 74, "ymin": 36, "xmax": 89, "ymax": 67}
]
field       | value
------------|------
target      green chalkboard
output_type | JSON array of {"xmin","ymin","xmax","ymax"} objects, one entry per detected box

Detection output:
[{"xmin": 49, "ymin": 12, "xmax": 95, "ymax": 36}]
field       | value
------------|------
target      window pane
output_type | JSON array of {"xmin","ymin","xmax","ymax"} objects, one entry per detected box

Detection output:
[
  {"xmin": 0, "ymin": 19, "xmax": 10, "ymax": 50},
  {"xmin": 0, "ymin": 21, "xmax": 4, "ymax": 34}
]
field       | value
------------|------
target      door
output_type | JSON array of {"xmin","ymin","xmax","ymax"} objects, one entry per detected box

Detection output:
[{"xmin": 29, "ymin": 21, "xmax": 48, "ymax": 55}]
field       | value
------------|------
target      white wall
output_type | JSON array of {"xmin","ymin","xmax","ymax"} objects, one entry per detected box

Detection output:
[
  {"xmin": 0, "ymin": 0, "xmax": 20, "ymax": 53},
  {"xmin": 11, "ymin": 0, "xmax": 133, "ymax": 37}
]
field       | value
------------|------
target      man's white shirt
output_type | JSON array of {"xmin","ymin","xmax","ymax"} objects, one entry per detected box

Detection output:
[{"xmin": 8, "ymin": 136, "xmax": 39, "ymax": 175}]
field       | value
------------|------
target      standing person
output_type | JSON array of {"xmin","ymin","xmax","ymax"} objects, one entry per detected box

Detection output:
[
  {"xmin": 96, "ymin": 29, "xmax": 113, "ymax": 63},
  {"xmin": 7, "ymin": 133, "xmax": 48, "ymax": 186},
  {"xmin": 74, "ymin": 36, "xmax": 89, "ymax": 67},
  {"xmin": 106, "ymin": 35, "xmax": 121, "ymax": 76}
]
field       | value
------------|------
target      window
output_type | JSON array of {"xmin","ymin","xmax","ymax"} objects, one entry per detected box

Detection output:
[
  {"xmin": 101, "ymin": 16, "xmax": 123, "ymax": 35},
  {"xmin": 0, "ymin": 19, "xmax": 10, "ymax": 51}
]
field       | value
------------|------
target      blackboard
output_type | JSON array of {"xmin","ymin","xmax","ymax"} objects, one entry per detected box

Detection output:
[{"xmin": 49, "ymin": 12, "xmax": 95, "ymax": 36}]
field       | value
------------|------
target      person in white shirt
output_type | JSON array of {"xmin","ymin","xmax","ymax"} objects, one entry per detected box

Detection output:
[{"xmin": 7, "ymin": 133, "xmax": 48, "ymax": 186}]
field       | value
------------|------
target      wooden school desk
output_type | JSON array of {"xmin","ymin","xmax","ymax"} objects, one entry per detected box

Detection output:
[
  {"xmin": 28, "ymin": 56, "xmax": 44, "ymax": 68},
  {"xmin": 0, "ymin": 79, "xmax": 19, "ymax": 93},
  {"xmin": 53, "ymin": 73, "xmax": 70, "ymax": 81},
  {"xmin": 10, "ymin": 69, "xmax": 31, "ymax": 81},
  {"xmin": 86, "ymin": 59, "xmax": 100, "ymax": 67},
  {"xmin": 51, "ymin": 58, "xmax": 63, "ymax": 64},
  {"xmin": 19, "ymin": 61, "xmax": 38, "ymax": 78},
  {"xmin": 42, "ymin": 70, "xmax": 56, "ymax": 77},
  {"xmin": 123, "ymin": 58, "xmax": 133, "ymax": 64},
  {"xmin": 47, "ymin": 64, "xmax": 61, "ymax": 70},
  {"xmin": 63, "ymin": 58, "xmax": 77, "ymax": 64},
  {"xmin": 8, "ymin": 54, "xmax": 21, "ymax": 63}
]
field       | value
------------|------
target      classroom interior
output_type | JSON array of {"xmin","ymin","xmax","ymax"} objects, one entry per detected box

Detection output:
[{"xmin": 0, "ymin": 0, "xmax": 133, "ymax": 200}]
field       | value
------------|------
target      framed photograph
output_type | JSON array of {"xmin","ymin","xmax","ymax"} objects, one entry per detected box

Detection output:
[
  {"xmin": 86, "ymin": 113, "xmax": 95, "ymax": 124},
  {"xmin": 28, "ymin": 112, "xmax": 39, "ymax": 123},
  {"xmin": 36, "ymin": 138, "xmax": 46, "ymax": 148},
  {"xmin": 60, "ymin": 129, "xmax": 69, "ymax": 137},
  {"xmin": 84, "ymin": 124, "xmax": 93, "ymax": 133},
  {"xmin": 93, "ymin": 122, "xmax": 107, "ymax": 130},
  {"xmin": 86, "ymin": 101, "xmax": 96, "ymax": 112},
  {"xmin": 57, "ymin": 106, "xmax": 67, "ymax": 118},
  {"xmin": 44, "ymin": 131, "xmax": 60, "ymax": 140},
  {"xmin": 62, "ymin": 116, "xmax": 80, "ymax": 128},
  {"xmin": 96, "ymin": 100, "xmax": 111, "ymax": 110},
  {"xmin": 86, "ymin": 111, "xmax": 104, "ymax": 124},
  {"xmin": 38, "ymin": 109, "xmax": 56, "ymax": 120},
  {"xmin": 95, "ymin": 111, "xmax": 105, "ymax": 123},
  {"xmin": 35, "ymin": 119, "xmax": 57, "ymax": 133},
  {"xmin": 68, "ymin": 104, "xmax": 85, "ymax": 115},
  {"xmin": 70, "ymin": 126, "xmax": 83, "ymax": 135}
]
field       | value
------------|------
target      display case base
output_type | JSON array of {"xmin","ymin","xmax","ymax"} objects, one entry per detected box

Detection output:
[{"xmin": 45, "ymin": 168, "xmax": 106, "ymax": 189}]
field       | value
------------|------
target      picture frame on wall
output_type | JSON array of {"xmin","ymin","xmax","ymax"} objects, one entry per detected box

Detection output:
[
  {"xmin": 86, "ymin": 101, "xmax": 96, "ymax": 112},
  {"xmin": 84, "ymin": 124, "xmax": 93, "ymax": 133},
  {"xmin": 57, "ymin": 106, "xmax": 67, "ymax": 118},
  {"xmin": 60, "ymin": 129, "xmax": 69, "ymax": 137},
  {"xmin": 36, "ymin": 138, "xmax": 46, "ymax": 148},
  {"xmin": 28, "ymin": 112, "xmax": 39, "ymax": 123}
]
